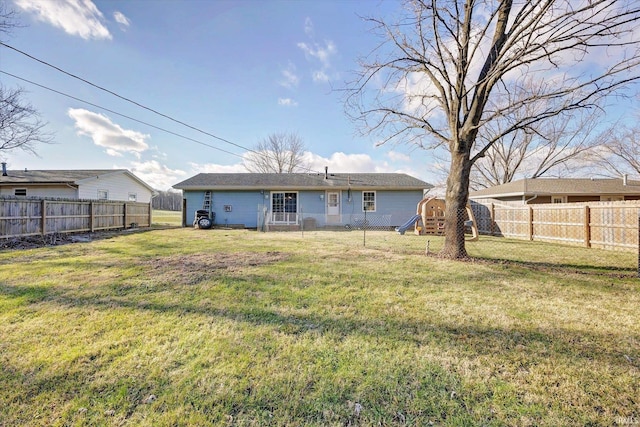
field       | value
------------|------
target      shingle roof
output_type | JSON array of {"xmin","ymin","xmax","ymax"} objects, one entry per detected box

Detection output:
[
  {"xmin": 470, "ymin": 178, "xmax": 640, "ymax": 198},
  {"xmin": 0, "ymin": 169, "xmax": 155, "ymax": 191},
  {"xmin": 173, "ymin": 173, "xmax": 432, "ymax": 190}
]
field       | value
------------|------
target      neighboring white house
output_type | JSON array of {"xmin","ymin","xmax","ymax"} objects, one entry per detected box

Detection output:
[{"xmin": 0, "ymin": 164, "xmax": 156, "ymax": 203}]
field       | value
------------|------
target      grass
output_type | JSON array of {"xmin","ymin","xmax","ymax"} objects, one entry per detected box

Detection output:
[
  {"xmin": 152, "ymin": 209, "xmax": 182, "ymax": 226},
  {"xmin": 0, "ymin": 229, "xmax": 638, "ymax": 426}
]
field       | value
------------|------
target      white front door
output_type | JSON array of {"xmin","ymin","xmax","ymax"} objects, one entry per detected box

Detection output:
[{"xmin": 327, "ymin": 191, "xmax": 340, "ymax": 217}]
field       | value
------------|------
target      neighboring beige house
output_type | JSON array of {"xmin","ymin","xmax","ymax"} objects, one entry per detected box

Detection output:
[
  {"xmin": 470, "ymin": 177, "xmax": 640, "ymax": 204},
  {"xmin": 0, "ymin": 165, "xmax": 156, "ymax": 203}
]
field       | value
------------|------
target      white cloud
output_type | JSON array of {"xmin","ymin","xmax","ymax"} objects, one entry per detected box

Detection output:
[
  {"xmin": 297, "ymin": 23, "xmax": 338, "ymax": 83},
  {"xmin": 301, "ymin": 151, "xmax": 439, "ymax": 187},
  {"xmin": 304, "ymin": 17, "xmax": 314, "ymax": 37},
  {"xmin": 16, "ymin": 0, "xmax": 111, "ymax": 40},
  {"xmin": 302, "ymin": 152, "xmax": 386, "ymax": 173},
  {"xmin": 312, "ymin": 71, "xmax": 329, "ymax": 83},
  {"xmin": 297, "ymin": 40, "xmax": 337, "ymax": 69},
  {"xmin": 68, "ymin": 108, "xmax": 149, "ymax": 157},
  {"xmin": 125, "ymin": 160, "xmax": 186, "ymax": 190},
  {"xmin": 188, "ymin": 162, "xmax": 247, "ymax": 173},
  {"xmin": 387, "ymin": 151, "xmax": 411, "ymax": 163},
  {"xmin": 105, "ymin": 148, "xmax": 123, "ymax": 157},
  {"xmin": 279, "ymin": 62, "xmax": 299, "ymax": 89},
  {"xmin": 278, "ymin": 98, "xmax": 298, "ymax": 107},
  {"xmin": 113, "ymin": 11, "xmax": 130, "ymax": 29},
  {"xmin": 188, "ymin": 150, "xmax": 439, "ymax": 188}
]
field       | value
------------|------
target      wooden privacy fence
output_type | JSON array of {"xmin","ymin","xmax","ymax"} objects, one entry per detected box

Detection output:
[
  {"xmin": 0, "ymin": 197, "xmax": 152, "ymax": 239},
  {"xmin": 471, "ymin": 200, "xmax": 640, "ymax": 252}
]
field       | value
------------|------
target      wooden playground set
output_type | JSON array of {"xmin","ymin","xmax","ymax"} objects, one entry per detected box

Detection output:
[{"xmin": 395, "ymin": 197, "xmax": 479, "ymax": 241}]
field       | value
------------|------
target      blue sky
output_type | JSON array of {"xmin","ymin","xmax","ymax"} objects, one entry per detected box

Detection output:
[{"xmin": 1, "ymin": 0, "xmax": 444, "ymax": 190}]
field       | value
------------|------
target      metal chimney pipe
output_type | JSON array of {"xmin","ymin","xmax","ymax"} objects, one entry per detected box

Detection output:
[
  {"xmin": 324, "ymin": 166, "xmax": 328, "ymax": 180},
  {"xmin": 1, "ymin": 162, "xmax": 6, "ymax": 176},
  {"xmin": 623, "ymin": 174, "xmax": 628, "ymax": 186}
]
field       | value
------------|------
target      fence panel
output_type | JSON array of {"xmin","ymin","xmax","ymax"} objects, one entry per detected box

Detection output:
[
  {"xmin": 589, "ymin": 203, "xmax": 638, "ymax": 251},
  {"xmin": 472, "ymin": 200, "xmax": 640, "ymax": 252},
  {"xmin": 0, "ymin": 197, "xmax": 151, "ymax": 239},
  {"xmin": 126, "ymin": 203, "xmax": 152, "ymax": 228},
  {"xmin": 493, "ymin": 205, "xmax": 529, "ymax": 239},
  {"xmin": 533, "ymin": 204, "xmax": 585, "ymax": 245},
  {"xmin": 46, "ymin": 200, "xmax": 91, "ymax": 234},
  {"xmin": 0, "ymin": 199, "xmax": 42, "ymax": 238}
]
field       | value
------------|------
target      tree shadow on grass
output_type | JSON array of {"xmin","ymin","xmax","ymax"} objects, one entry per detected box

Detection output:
[
  {"xmin": 469, "ymin": 256, "xmax": 637, "ymax": 278},
  {"xmin": 1, "ymin": 273, "xmax": 637, "ymax": 373}
]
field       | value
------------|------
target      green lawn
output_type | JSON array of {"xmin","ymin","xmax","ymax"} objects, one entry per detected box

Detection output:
[
  {"xmin": 152, "ymin": 209, "xmax": 182, "ymax": 226},
  {"xmin": 0, "ymin": 229, "xmax": 638, "ymax": 426}
]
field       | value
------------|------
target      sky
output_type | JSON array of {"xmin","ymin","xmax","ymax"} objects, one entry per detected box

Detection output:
[
  {"xmin": 0, "ymin": 0, "xmax": 446, "ymax": 191},
  {"xmin": 2, "ymin": 1, "xmax": 639, "ymax": 193}
]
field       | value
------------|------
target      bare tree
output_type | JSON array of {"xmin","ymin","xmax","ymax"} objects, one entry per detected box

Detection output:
[
  {"xmin": 0, "ymin": 5, "xmax": 52, "ymax": 158},
  {"xmin": 471, "ymin": 106, "xmax": 604, "ymax": 189},
  {"xmin": 152, "ymin": 190, "xmax": 183, "ymax": 211},
  {"xmin": 244, "ymin": 132, "xmax": 307, "ymax": 173},
  {"xmin": 0, "ymin": 86, "xmax": 53, "ymax": 156},
  {"xmin": 590, "ymin": 123, "xmax": 640, "ymax": 178},
  {"xmin": 0, "ymin": 3, "xmax": 21, "ymax": 35},
  {"xmin": 347, "ymin": 0, "xmax": 640, "ymax": 258}
]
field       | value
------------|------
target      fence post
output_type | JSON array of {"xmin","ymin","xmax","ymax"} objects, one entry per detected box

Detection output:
[
  {"xmin": 41, "ymin": 199, "xmax": 47, "ymax": 235},
  {"xmin": 637, "ymin": 211, "xmax": 639, "ymax": 278},
  {"xmin": 490, "ymin": 203, "xmax": 495, "ymax": 235},
  {"xmin": 123, "ymin": 203, "xmax": 128, "ymax": 229},
  {"xmin": 90, "ymin": 201, "xmax": 95, "ymax": 232},
  {"xmin": 528, "ymin": 206, "xmax": 533, "ymax": 241},
  {"xmin": 584, "ymin": 205, "xmax": 591, "ymax": 248}
]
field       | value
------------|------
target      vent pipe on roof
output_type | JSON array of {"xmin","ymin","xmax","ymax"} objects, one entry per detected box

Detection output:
[
  {"xmin": 1, "ymin": 162, "xmax": 6, "ymax": 176},
  {"xmin": 324, "ymin": 166, "xmax": 328, "ymax": 180},
  {"xmin": 623, "ymin": 174, "xmax": 628, "ymax": 186}
]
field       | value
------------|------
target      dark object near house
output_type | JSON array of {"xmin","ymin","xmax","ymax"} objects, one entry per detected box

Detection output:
[{"xmin": 194, "ymin": 209, "xmax": 214, "ymax": 229}]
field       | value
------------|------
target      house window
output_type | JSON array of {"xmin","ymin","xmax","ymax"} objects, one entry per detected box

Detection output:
[
  {"xmin": 97, "ymin": 189, "xmax": 109, "ymax": 200},
  {"xmin": 14, "ymin": 188, "xmax": 27, "ymax": 196},
  {"xmin": 362, "ymin": 191, "xmax": 376, "ymax": 212},
  {"xmin": 271, "ymin": 192, "xmax": 298, "ymax": 223},
  {"xmin": 552, "ymin": 196, "xmax": 565, "ymax": 204},
  {"xmin": 128, "ymin": 193, "xmax": 137, "ymax": 202}
]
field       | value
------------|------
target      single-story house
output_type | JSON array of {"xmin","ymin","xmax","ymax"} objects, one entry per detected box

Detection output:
[
  {"xmin": 469, "ymin": 177, "xmax": 640, "ymax": 204},
  {"xmin": 0, "ymin": 164, "xmax": 156, "ymax": 203},
  {"xmin": 173, "ymin": 171, "xmax": 432, "ymax": 230}
]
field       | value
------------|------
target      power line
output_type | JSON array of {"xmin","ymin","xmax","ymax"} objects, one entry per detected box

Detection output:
[
  {"xmin": 0, "ymin": 41, "xmax": 253, "ymax": 152},
  {"xmin": 0, "ymin": 70, "xmax": 243, "ymax": 159},
  {"xmin": 0, "ymin": 41, "xmax": 323, "ymax": 175}
]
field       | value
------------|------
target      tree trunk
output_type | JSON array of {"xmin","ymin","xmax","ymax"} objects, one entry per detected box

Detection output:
[{"xmin": 440, "ymin": 149, "xmax": 472, "ymax": 259}]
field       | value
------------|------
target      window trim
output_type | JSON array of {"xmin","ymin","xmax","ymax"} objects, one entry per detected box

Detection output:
[
  {"xmin": 97, "ymin": 189, "xmax": 109, "ymax": 200},
  {"xmin": 128, "ymin": 193, "xmax": 137, "ymax": 202},
  {"xmin": 270, "ymin": 191, "xmax": 298, "ymax": 224},
  {"xmin": 362, "ymin": 191, "xmax": 376, "ymax": 212}
]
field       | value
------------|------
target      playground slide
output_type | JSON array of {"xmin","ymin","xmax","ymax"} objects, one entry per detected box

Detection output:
[{"xmin": 395, "ymin": 214, "xmax": 421, "ymax": 235}]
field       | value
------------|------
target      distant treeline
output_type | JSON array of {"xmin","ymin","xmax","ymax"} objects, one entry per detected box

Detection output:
[{"xmin": 152, "ymin": 190, "xmax": 182, "ymax": 211}]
